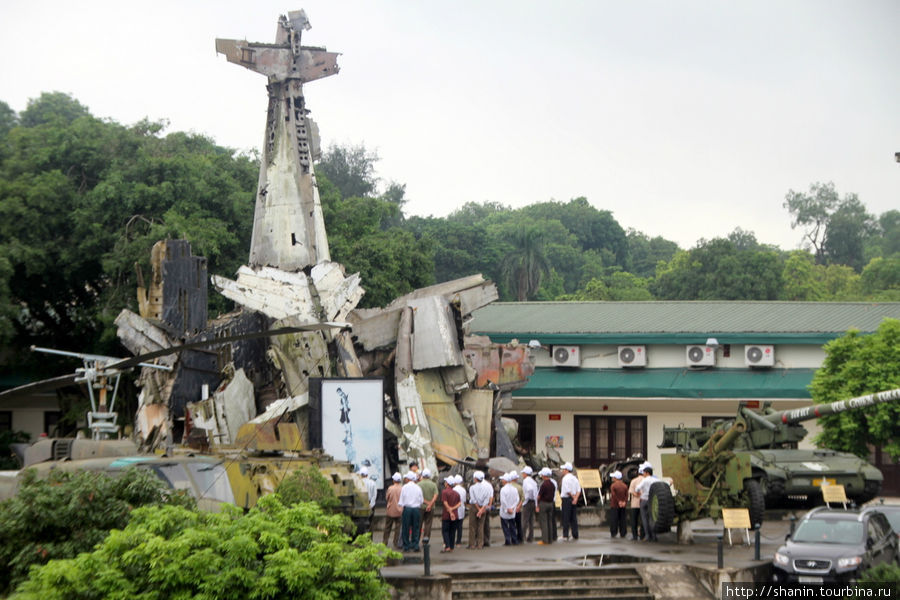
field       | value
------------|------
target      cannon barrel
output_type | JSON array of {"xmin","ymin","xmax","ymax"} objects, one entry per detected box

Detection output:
[{"xmin": 762, "ymin": 388, "xmax": 900, "ymax": 426}]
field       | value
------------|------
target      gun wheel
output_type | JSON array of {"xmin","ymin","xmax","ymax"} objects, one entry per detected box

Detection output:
[
  {"xmin": 744, "ymin": 478, "xmax": 765, "ymax": 529},
  {"xmin": 648, "ymin": 481, "xmax": 674, "ymax": 533}
]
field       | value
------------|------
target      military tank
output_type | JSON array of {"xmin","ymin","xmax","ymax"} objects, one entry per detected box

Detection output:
[{"xmin": 646, "ymin": 389, "xmax": 900, "ymax": 534}]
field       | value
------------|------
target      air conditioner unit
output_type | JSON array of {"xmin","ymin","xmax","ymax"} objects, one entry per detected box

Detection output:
[
  {"xmin": 618, "ymin": 345, "xmax": 646, "ymax": 368},
  {"xmin": 686, "ymin": 344, "xmax": 716, "ymax": 367},
  {"xmin": 745, "ymin": 344, "xmax": 775, "ymax": 367},
  {"xmin": 552, "ymin": 345, "xmax": 581, "ymax": 367}
]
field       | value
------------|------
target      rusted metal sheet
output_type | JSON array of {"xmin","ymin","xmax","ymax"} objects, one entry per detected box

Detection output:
[
  {"xmin": 267, "ymin": 315, "xmax": 332, "ymax": 397},
  {"xmin": 311, "ymin": 262, "xmax": 365, "ymax": 321},
  {"xmin": 462, "ymin": 336, "xmax": 535, "ymax": 391},
  {"xmin": 416, "ymin": 370, "xmax": 478, "ymax": 465},
  {"xmin": 460, "ymin": 389, "xmax": 494, "ymax": 459},
  {"xmin": 410, "ymin": 296, "xmax": 463, "ymax": 371},
  {"xmin": 395, "ymin": 374, "xmax": 438, "ymax": 475}
]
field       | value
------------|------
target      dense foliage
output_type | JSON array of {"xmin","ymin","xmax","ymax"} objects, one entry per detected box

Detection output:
[
  {"xmin": 10, "ymin": 495, "xmax": 399, "ymax": 600},
  {"xmin": 276, "ymin": 464, "xmax": 341, "ymax": 512},
  {"xmin": 809, "ymin": 319, "xmax": 900, "ymax": 459},
  {"xmin": 0, "ymin": 467, "xmax": 195, "ymax": 594}
]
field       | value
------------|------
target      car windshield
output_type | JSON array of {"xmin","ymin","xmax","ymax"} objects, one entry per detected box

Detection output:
[{"xmin": 793, "ymin": 518, "xmax": 863, "ymax": 544}]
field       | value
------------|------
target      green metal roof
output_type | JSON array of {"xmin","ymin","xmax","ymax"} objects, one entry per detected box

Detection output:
[
  {"xmin": 514, "ymin": 367, "xmax": 815, "ymax": 399},
  {"xmin": 471, "ymin": 301, "xmax": 900, "ymax": 345}
]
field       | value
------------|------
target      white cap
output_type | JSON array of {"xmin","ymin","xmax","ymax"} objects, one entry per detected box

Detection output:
[
  {"xmin": 522, "ymin": 466, "xmax": 533, "ymax": 475},
  {"xmin": 612, "ymin": 471, "xmax": 622, "ymax": 479},
  {"xmin": 422, "ymin": 468, "xmax": 432, "ymax": 478},
  {"xmin": 473, "ymin": 470, "xmax": 485, "ymax": 481},
  {"xmin": 359, "ymin": 467, "xmax": 369, "ymax": 476},
  {"xmin": 539, "ymin": 467, "xmax": 552, "ymax": 477},
  {"xmin": 445, "ymin": 475, "xmax": 455, "ymax": 484},
  {"xmin": 509, "ymin": 470, "xmax": 518, "ymax": 480},
  {"xmin": 561, "ymin": 462, "xmax": 573, "ymax": 471},
  {"xmin": 405, "ymin": 471, "xmax": 417, "ymax": 480},
  {"xmin": 392, "ymin": 472, "xmax": 402, "ymax": 482},
  {"xmin": 640, "ymin": 462, "xmax": 652, "ymax": 472}
]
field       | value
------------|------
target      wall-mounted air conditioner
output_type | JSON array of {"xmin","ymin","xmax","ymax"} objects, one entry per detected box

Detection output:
[
  {"xmin": 745, "ymin": 344, "xmax": 775, "ymax": 367},
  {"xmin": 618, "ymin": 345, "xmax": 646, "ymax": 368},
  {"xmin": 686, "ymin": 344, "xmax": 716, "ymax": 367},
  {"xmin": 552, "ymin": 345, "xmax": 581, "ymax": 367}
]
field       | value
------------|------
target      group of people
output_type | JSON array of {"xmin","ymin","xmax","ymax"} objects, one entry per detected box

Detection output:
[
  {"xmin": 605, "ymin": 461, "xmax": 662, "ymax": 542},
  {"xmin": 379, "ymin": 461, "xmax": 585, "ymax": 553}
]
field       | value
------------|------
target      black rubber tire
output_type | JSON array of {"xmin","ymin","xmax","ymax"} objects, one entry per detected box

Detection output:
[
  {"xmin": 745, "ymin": 479, "xmax": 765, "ymax": 529},
  {"xmin": 764, "ymin": 478, "xmax": 785, "ymax": 506},
  {"xmin": 852, "ymin": 479, "xmax": 882, "ymax": 505},
  {"xmin": 648, "ymin": 481, "xmax": 675, "ymax": 533}
]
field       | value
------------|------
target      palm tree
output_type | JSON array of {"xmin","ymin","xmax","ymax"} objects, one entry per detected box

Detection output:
[{"xmin": 500, "ymin": 227, "xmax": 550, "ymax": 301}]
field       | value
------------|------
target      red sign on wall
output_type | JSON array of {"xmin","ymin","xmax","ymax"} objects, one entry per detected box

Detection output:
[{"xmin": 549, "ymin": 414, "xmax": 561, "ymax": 421}]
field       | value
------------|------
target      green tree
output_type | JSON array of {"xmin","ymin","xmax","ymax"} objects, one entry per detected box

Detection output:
[
  {"xmin": 651, "ymin": 234, "xmax": 783, "ymax": 300},
  {"xmin": 780, "ymin": 251, "xmax": 825, "ymax": 301},
  {"xmin": 500, "ymin": 226, "xmax": 551, "ymax": 301},
  {"xmin": 859, "ymin": 256, "xmax": 900, "ymax": 300},
  {"xmin": 11, "ymin": 496, "xmax": 399, "ymax": 600},
  {"xmin": 809, "ymin": 318, "xmax": 900, "ymax": 459},
  {"xmin": 625, "ymin": 229, "xmax": 680, "ymax": 278},
  {"xmin": 316, "ymin": 143, "xmax": 380, "ymax": 200},
  {"xmin": 0, "ymin": 93, "xmax": 257, "ymax": 373},
  {"xmin": 0, "ymin": 467, "xmax": 194, "ymax": 594},
  {"xmin": 783, "ymin": 182, "xmax": 873, "ymax": 269}
]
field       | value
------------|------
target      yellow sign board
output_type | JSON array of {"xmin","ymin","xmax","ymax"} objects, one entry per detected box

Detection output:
[
  {"xmin": 722, "ymin": 508, "xmax": 752, "ymax": 530},
  {"xmin": 813, "ymin": 478, "xmax": 838, "ymax": 487},
  {"xmin": 577, "ymin": 470, "xmax": 603, "ymax": 489},
  {"xmin": 821, "ymin": 484, "xmax": 848, "ymax": 504}
]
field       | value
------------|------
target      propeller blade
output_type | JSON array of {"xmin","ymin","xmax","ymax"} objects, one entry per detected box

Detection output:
[{"xmin": 0, "ymin": 373, "xmax": 80, "ymax": 399}]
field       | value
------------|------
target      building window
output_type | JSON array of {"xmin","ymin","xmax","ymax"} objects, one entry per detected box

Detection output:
[
  {"xmin": 0, "ymin": 411, "xmax": 11, "ymax": 432},
  {"xmin": 574, "ymin": 415, "xmax": 646, "ymax": 469}
]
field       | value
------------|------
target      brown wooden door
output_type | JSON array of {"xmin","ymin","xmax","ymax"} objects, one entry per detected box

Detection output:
[{"xmin": 574, "ymin": 415, "xmax": 646, "ymax": 469}]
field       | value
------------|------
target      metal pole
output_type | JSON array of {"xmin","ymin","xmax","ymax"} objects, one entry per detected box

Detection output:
[
  {"xmin": 423, "ymin": 537, "xmax": 431, "ymax": 576},
  {"xmin": 754, "ymin": 526, "xmax": 761, "ymax": 560},
  {"xmin": 717, "ymin": 535, "xmax": 724, "ymax": 569},
  {"xmin": 789, "ymin": 515, "xmax": 797, "ymax": 537}
]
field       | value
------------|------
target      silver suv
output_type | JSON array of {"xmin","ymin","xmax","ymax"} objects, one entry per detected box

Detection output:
[{"xmin": 772, "ymin": 506, "xmax": 900, "ymax": 584}]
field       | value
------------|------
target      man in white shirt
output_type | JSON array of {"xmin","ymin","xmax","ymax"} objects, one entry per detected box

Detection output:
[
  {"xmin": 360, "ymin": 466, "xmax": 378, "ymax": 532},
  {"xmin": 635, "ymin": 462, "xmax": 661, "ymax": 542},
  {"xmin": 498, "ymin": 473, "xmax": 521, "ymax": 545},
  {"xmin": 452, "ymin": 475, "xmax": 467, "ymax": 546},
  {"xmin": 467, "ymin": 470, "xmax": 492, "ymax": 549},
  {"xmin": 521, "ymin": 466, "xmax": 538, "ymax": 543},
  {"xmin": 559, "ymin": 462, "xmax": 581, "ymax": 541},
  {"xmin": 398, "ymin": 471, "xmax": 424, "ymax": 551}
]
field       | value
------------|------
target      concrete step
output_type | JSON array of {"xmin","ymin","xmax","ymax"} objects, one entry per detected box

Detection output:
[{"xmin": 449, "ymin": 568, "xmax": 651, "ymax": 600}]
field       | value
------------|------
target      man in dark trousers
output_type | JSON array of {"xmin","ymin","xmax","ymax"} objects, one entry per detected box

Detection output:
[
  {"xmin": 536, "ymin": 467, "xmax": 556, "ymax": 544},
  {"xmin": 608, "ymin": 470, "xmax": 629, "ymax": 538}
]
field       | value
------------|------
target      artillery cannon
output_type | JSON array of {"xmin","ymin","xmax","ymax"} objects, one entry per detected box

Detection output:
[{"xmin": 647, "ymin": 389, "xmax": 900, "ymax": 534}]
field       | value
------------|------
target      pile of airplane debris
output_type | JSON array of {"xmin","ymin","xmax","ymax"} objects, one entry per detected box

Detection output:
[{"xmin": 112, "ymin": 9, "xmax": 543, "ymax": 490}]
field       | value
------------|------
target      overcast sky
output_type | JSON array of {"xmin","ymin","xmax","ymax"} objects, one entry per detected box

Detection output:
[{"xmin": 2, "ymin": 1, "xmax": 898, "ymax": 250}]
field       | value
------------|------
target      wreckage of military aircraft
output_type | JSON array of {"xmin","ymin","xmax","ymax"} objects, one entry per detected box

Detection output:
[{"xmin": 113, "ymin": 9, "xmax": 536, "ymax": 492}]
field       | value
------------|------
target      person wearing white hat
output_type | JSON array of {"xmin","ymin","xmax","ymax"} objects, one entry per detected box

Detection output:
[
  {"xmin": 521, "ymin": 466, "xmax": 538, "ymax": 543},
  {"xmin": 452, "ymin": 475, "xmax": 467, "ymax": 546},
  {"xmin": 417, "ymin": 468, "xmax": 439, "ymax": 544},
  {"xmin": 498, "ymin": 473, "xmax": 520, "ymax": 545},
  {"xmin": 467, "ymin": 470, "xmax": 492, "ymax": 549},
  {"xmin": 559, "ymin": 462, "xmax": 581, "ymax": 541},
  {"xmin": 399, "ymin": 471, "xmax": 424, "ymax": 551},
  {"xmin": 383, "ymin": 472, "xmax": 403, "ymax": 549},
  {"xmin": 609, "ymin": 470, "xmax": 629, "ymax": 538},
  {"xmin": 627, "ymin": 465, "xmax": 647, "ymax": 541},
  {"xmin": 508, "ymin": 470, "xmax": 524, "ymax": 544},
  {"xmin": 635, "ymin": 463, "xmax": 661, "ymax": 542},
  {"xmin": 440, "ymin": 476, "xmax": 462, "ymax": 552},
  {"xmin": 536, "ymin": 468, "xmax": 556, "ymax": 544}
]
